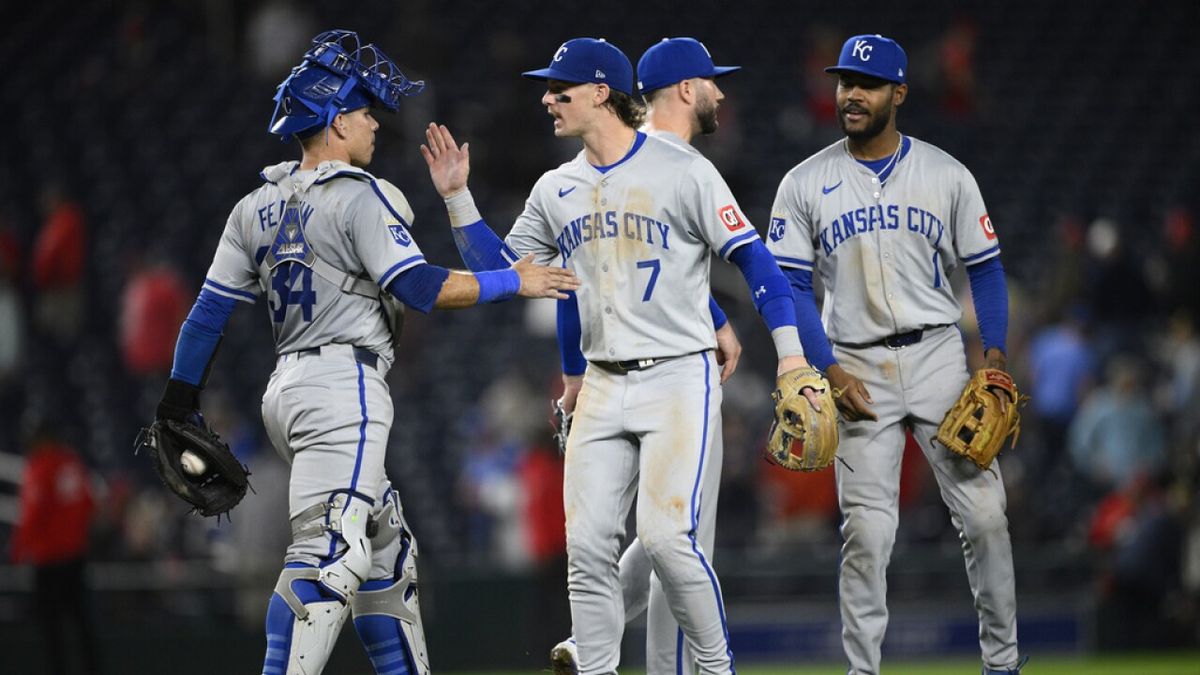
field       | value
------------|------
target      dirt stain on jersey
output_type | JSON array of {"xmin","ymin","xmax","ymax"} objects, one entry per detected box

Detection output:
[{"xmin": 879, "ymin": 359, "xmax": 897, "ymax": 382}]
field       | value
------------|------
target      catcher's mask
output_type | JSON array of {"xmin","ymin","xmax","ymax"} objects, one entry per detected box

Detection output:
[{"xmin": 269, "ymin": 29, "xmax": 425, "ymax": 141}]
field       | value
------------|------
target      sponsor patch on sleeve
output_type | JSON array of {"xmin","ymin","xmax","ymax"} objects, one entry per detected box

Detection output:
[
  {"xmin": 719, "ymin": 204, "xmax": 746, "ymax": 231},
  {"xmin": 979, "ymin": 214, "xmax": 996, "ymax": 240}
]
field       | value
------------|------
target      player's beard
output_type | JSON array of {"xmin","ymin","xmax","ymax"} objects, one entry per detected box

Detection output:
[
  {"xmin": 696, "ymin": 93, "xmax": 719, "ymax": 136},
  {"xmin": 839, "ymin": 100, "xmax": 892, "ymax": 141}
]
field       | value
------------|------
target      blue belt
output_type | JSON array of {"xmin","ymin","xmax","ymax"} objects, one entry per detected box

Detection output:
[{"xmin": 296, "ymin": 345, "xmax": 379, "ymax": 369}]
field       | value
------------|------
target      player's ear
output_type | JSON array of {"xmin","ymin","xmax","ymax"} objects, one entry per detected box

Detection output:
[
  {"xmin": 893, "ymin": 83, "xmax": 908, "ymax": 106},
  {"xmin": 593, "ymin": 82, "xmax": 611, "ymax": 106},
  {"xmin": 331, "ymin": 113, "xmax": 349, "ymax": 139},
  {"xmin": 678, "ymin": 79, "xmax": 694, "ymax": 105}
]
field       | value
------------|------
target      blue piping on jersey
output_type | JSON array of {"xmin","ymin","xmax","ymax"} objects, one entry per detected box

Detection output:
[
  {"xmin": 689, "ymin": 352, "xmax": 735, "ymax": 669},
  {"xmin": 961, "ymin": 244, "xmax": 1001, "ymax": 264},
  {"xmin": 352, "ymin": 361, "xmax": 367, "ymax": 492},
  {"xmin": 676, "ymin": 628, "xmax": 685, "ymax": 675},
  {"xmin": 204, "ymin": 277, "xmax": 257, "ymax": 302},
  {"xmin": 717, "ymin": 230, "xmax": 759, "ymax": 259},
  {"xmin": 377, "ymin": 255, "xmax": 427, "ymax": 287},
  {"xmin": 854, "ymin": 135, "xmax": 912, "ymax": 182},
  {"xmin": 931, "ymin": 222, "xmax": 945, "ymax": 288},
  {"xmin": 313, "ymin": 170, "xmax": 370, "ymax": 186},
  {"xmin": 368, "ymin": 179, "xmax": 414, "ymax": 229},
  {"xmin": 591, "ymin": 131, "xmax": 647, "ymax": 174},
  {"xmin": 774, "ymin": 255, "xmax": 814, "ymax": 269}
]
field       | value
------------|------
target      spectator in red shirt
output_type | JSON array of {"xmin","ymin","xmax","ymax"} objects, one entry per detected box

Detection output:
[
  {"xmin": 10, "ymin": 421, "xmax": 100, "ymax": 674},
  {"xmin": 31, "ymin": 185, "xmax": 87, "ymax": 344}
]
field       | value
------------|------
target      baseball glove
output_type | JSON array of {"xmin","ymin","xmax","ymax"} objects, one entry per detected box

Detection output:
[
  {"xmin": 936, "ymin": 369, "xmax": 1028, "ymax": 470},
  {"xmin": 134, "ymin": 419, "xmax": 251, "ymax": 518},
  {"xmin": 766, "ymin": 367, "xmax": 839, "ymax": 471},
  {"xmin": 551, "ymin": 398, "xmax": 573, "ymax": 455}
]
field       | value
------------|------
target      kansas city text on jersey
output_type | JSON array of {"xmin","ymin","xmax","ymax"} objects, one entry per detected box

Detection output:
[
  {"xmin": 817, "ymin": 203, "xmax": 944, "ymax": 256},
  {"xmin": 556, "ymin": 210, "xmax": 672, "ymax": 260}
]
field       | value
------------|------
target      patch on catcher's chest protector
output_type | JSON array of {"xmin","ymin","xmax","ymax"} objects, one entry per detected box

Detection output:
[{"xmin": 265, "ymin": 196, "xmax": 316, "ymax": 269}]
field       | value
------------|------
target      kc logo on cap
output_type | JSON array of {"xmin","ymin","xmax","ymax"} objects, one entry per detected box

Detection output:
[
  {"xmin": 522, "ymin": 38, "xmax": 635, "ymax": 95},
  {"xmin": 825, "ymin": 34, "xmax": 907, "ymax": 84}
]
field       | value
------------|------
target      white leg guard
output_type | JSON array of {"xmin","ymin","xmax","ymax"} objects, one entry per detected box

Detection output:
[
  {"xmin": 318, "ymin": 492, "xmax": 374, "ymax": 602},
  {"xmin": 263, "ymin": 566, "xmax": 351, "ymax": 675},
  {"xmin": 262, "ymin": 491, "xmax": 376, "ymax": 675},
  {"xmin": 351, "ymin": 490, "xmax": 430, "ymax": 674}
]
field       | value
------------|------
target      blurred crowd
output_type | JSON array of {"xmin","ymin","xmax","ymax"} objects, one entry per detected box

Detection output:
[{"xmin": 1, "ymin": 0, "xmax": 1198, "ymax": 666}]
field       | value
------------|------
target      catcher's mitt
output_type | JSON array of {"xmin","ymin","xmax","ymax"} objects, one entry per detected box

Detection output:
[
  {"xmin": 134, "ymin": 419, "xmax": 251, "ymax": 518},
  {"xmin": 936, "ymin": 369, "xmax": 1028, "ymax": 470},
  {"xmin": 551, "ymin": 398, "xmax": 573, "ymax": 455},
  {"xmin": 766, "ymin": 367, "xmax": 839, "ymax": 471}
]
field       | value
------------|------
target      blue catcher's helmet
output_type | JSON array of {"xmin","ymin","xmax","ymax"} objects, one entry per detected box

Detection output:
[{"xmin": 269, "ymin": 29, "xmax": 425, "ymax": 141}]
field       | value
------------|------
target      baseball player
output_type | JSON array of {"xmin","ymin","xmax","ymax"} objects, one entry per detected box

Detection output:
[
  {"xmin": 547, "ymin": 36, "xmax": 747, "ymax": 675},
  {"xmin": 152, "ymin": 30, "xmax": 578, "ymax": 675},
  {"xmin": 421, "ymin": 37, "xmax": 817, "ymax": 675},
  {"xmin": 766, "ymin": 35, "xmax": 1026, "ymax": 675}
]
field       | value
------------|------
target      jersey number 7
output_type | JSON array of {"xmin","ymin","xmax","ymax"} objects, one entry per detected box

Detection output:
[{"xmin": 636, "ymin": 259, "xmax": 661, "ymax": 302}]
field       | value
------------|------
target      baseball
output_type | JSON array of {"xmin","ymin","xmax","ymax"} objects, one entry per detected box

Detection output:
[{"xmin": 180, "ymin": 450, "xmax": 207, "ymax": 476}]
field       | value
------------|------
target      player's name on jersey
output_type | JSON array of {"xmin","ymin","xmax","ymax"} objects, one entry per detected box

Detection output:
[
  {"xmin": 818, "ymin": 203, "xmax": 945, "ymax": 256},
  {"xmin": 557, "ymin": 210, "xmax": 672, "ymax": 261},
  {"xmin": 257, "ymin": 199, "xmax": 315, "ymax": 232}
]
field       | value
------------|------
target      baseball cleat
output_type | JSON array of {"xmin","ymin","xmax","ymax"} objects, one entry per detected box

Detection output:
[{"xmin": 550, "ymin": 637, "xmax": 578, "ymax": 675}]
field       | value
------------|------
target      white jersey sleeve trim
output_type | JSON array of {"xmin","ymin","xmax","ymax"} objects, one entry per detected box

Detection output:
[
  {"xmin": 203, "ymin": 278, "xmax": 257, "ymax": 304},
  {"xmin": 961, "ymin": 243, "xmax": 1001, "ymax": 266},
  {"xmin": 376, "ymin": 254, "xmax": 428, "ymax": 288},
  {"xmin": 773, "ymin": 255, "xmax": 814, "ymax": 270},
  {"xmin": 717, "ymin": 230, "xmax": 760, "ymax": 259}
]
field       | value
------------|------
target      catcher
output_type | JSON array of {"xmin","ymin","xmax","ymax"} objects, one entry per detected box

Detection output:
[{"xmin": 135, "ymin": 29, "xmax": 577, "ymax": 675}]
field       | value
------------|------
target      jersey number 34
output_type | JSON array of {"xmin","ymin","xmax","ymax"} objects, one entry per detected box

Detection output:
[{"xmin": 269, "ymin": 262, "xmax": 316, "ymax": 323}]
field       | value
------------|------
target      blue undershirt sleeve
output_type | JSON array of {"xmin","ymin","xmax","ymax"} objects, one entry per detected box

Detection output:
[
  {"xmin": 728, "ymin": 240, "xmax": 795, "ymax": 332},
  {"xmin": 783, "ymin": 268, "xmax": 838, "ymax": 371},
  {"xmin": 170, "ymin": 288, "xmax": 236, "ymax": 386},
  {"xmin": 966, "ymin": 256, "xmax": 1009, "ymax": 354},
  {"xmin": 387, "ymin": 263, "xmax": 451, "ymax": 314},
  {"xmin": 452, "ymin": 220, "xmax": 520, "ymax": 272},
  {"xmin": 709, "ymin": 296, "xmax": 728, "ymax": 330},
  {"xmin": 557, "ymin": 291, "xmax": 586, "ymax": 376}
]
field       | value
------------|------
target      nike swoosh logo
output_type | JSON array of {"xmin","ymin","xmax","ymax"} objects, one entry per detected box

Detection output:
[
  {"xmin": 821, "ymin": 181, "xmax": 843, "ymax": 195},
  {"xmin": 558, "ymin": 186, "xmax": 576, "ymax": 198}
]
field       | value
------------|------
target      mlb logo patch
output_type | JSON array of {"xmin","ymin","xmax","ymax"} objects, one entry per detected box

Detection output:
[
  {"xmin": 719, "ymin": 205, "xmax": 745, "ymax": 231},
  {"xmin": 389, "ymin": 224, "xmax": 411, "ymax": 246},
  {"xmin": 769, "ymin": 217, "xmax": 787, "ymax": 242},
  {"xmin": 979, "ymin": 214, "xmax": 996, "ymax": 240}
]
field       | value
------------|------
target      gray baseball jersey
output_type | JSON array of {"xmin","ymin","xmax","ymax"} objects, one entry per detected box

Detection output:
[
  {"xmin": 203, "ymin": 160, "xmax": 426, "ymax": 364},
  {"xmin": 206, "ymin": 160, "xmax": 433, "ymax": 674},
  {"xmin": 504, "ymin": 133, "xmax": 761, "ymax": 362},
  {"xmin": 507, "ymin": 132, "xmax": 748, "ymax": 672},
  {"xmin": 768, "ymin": 135, "xmax": 1019, "ymax": 674},
  {"xmin": 767, "ymin": 136, "xmax": 1000, "ymax": 344}
]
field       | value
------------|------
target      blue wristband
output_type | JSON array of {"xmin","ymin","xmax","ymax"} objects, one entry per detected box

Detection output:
[{"xmin": 476, "ymin": 268, "xmax": 521, "ymax": 303}]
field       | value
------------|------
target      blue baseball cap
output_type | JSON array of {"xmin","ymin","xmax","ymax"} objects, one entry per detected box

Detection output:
[
  {"xmin": 522, "ymin": 38, "xmax": 635, "ymax": 96},
  {"xmin": 636, "ymin": 37, "xmax": 741, "ymax": 95},
  {"xmin": 825, "ymin": 34, "xmax": 907, "ymax": 84}
]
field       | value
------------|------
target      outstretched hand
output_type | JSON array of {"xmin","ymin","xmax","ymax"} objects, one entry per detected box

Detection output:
[
  {"xmin": 420, "ymin": 123, "xmax": 470, "ymax": 198},
  {"xmin": 512, "ymin": 254, "xmax": 581, "ymax": 300}
]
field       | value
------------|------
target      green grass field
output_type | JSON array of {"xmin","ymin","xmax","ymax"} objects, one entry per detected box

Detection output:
[{"xmin": 451, "ymin": 651, "xmax": 1200, "ymax": 675}]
